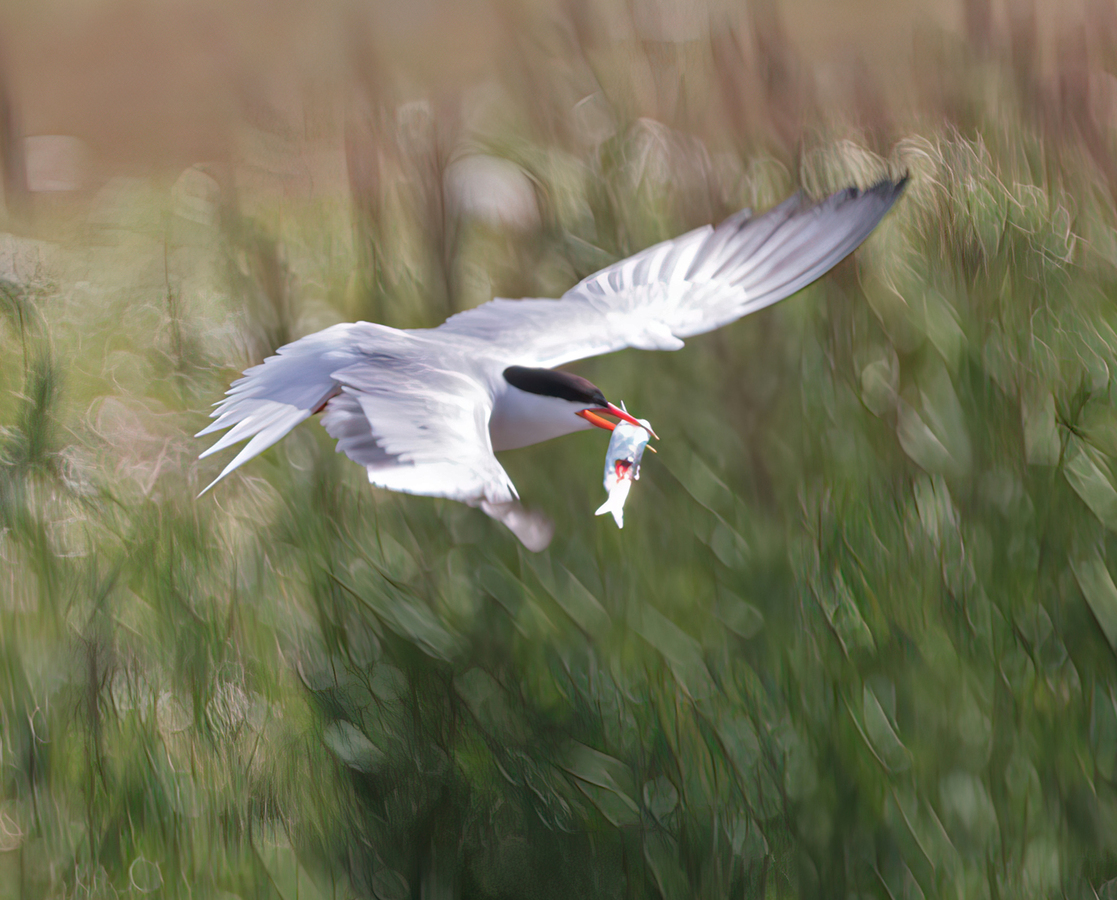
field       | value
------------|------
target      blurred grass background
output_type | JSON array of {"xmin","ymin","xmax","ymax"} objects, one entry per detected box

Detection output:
[{"xmin": 5, "ymin": 0, "xmax": 1117, "ymax": 896}]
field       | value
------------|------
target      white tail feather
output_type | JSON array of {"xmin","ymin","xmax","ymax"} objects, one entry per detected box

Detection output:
[{"xmin": 197, "ymin": 404, "xmax": 314, "ymax": 494}]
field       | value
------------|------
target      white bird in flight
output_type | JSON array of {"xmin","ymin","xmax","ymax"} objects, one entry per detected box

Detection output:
[{"xmin": 198, "ymin": 176, "xmax": 906, "ymax": 549}]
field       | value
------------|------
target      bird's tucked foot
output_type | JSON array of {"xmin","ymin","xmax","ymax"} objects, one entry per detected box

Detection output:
[{"xmin": 480, "ymin": 499, "xmax": 555, "ymax": 551}]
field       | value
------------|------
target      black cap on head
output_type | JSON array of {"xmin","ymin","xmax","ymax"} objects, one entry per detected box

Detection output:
[{"xmin": 503, "ymin": 366, "xmax": 607, "ymax": 407}]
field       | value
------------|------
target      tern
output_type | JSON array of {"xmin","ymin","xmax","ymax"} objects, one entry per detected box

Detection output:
[{"xmin": 198, "ymin": 176, "xmax": 906, "ymax": 549}]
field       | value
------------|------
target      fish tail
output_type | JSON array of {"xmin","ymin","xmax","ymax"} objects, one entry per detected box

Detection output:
[{"xmin": 595, "ymin": 496, "xmax": 625, "ymax": 528}]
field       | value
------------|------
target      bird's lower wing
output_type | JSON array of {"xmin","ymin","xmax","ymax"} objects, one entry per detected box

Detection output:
[
  {"xmin": 197, "ymin": 328, "xmax": 550, "ymax": 547},
  {"xmin": 436, "ymin": 177, "xmax": 906, "ymax": 369},
  {"xmin": 197, "ymin": 322, "xmax": 424, "ymax": 492},
  {"xmin": 322, "ymin": 365, "xmax": 553, "ymax": 549},
  {"xmin": 322, "ymin": 359, "xmax": 516, "ymax": 506}
]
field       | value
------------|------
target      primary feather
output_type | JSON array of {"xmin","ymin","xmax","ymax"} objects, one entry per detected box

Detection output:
[{"xmin": 438, "ymin": 177, "xmax": 906, "ymax": 367}]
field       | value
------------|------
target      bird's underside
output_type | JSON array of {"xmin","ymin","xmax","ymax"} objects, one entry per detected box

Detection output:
[{"xmin": 198, "ymin": 176, "xmax": 907, "ymax": 550}]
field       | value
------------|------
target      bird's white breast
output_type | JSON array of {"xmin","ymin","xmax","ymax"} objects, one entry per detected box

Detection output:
[{"xmin": 489, "ymin": 384, "xmax": 593, "ymax": 451}]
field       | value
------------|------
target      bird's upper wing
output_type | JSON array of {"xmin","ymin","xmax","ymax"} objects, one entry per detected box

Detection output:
[
  {"xmin": 198, "ymin": 324, "xmax": 515, "ymax": 506},
  {"xmin": 437, "ymin": 177, "xmax": 906, "ymax": 368}
]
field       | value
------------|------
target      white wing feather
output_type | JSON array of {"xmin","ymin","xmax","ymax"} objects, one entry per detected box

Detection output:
[
  {"xmin": 437, "ymin": 177, "xmax": 906, "ymax": 368},
  {"xmin": 324, "ymin": 358, "xmax": 515, "ymax": 505},
  {"xmin": 197, "ymin": 323, "xmax": 514, "ymax": 506}
]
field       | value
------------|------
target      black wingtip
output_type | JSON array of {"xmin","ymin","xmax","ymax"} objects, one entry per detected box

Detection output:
[
  {"xmin": 854, "ymin": 173, "xmax": 907, "ymax": 194},
  {"xmin": 868, "ymin": 172, "xmax": 909, "ymax": 201},
  {"xmin": 829, "ymin": 173, "xmax": 908, "ymax": 219},
  {"xmin": 877, "ymin": 173, "xmax": 909, "ymax": 215}
]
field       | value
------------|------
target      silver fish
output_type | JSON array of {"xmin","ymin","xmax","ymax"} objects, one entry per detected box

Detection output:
[{"xmin": 595, "ymin": 417, "xmax": 653, "ymax": 528}]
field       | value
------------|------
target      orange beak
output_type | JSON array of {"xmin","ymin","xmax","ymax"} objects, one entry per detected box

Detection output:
[
  {"xmin": 577, "ymin": 409, "xmax": 615, "ymax": 431},
  {"xmin": 576, "ymin": 403, "xmax": 659, "ymax": 439}
]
